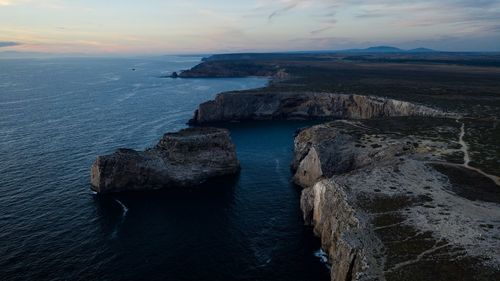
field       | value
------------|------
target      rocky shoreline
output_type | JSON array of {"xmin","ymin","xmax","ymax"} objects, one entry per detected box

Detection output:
[
  {"xmin": 185, "ymin": 85, "xmax": 499, "ymax": 280},
  {"xmin": 185, "ymin": 85, "xmax": 500, "ymax": 281},
  {"xmin": 181, "ymin": 81, "xmax": 499, "ymax": 280},
  {"xmin": 90, "ymin": 57, "xmax": 500, "ymax": 280},
  {"xmin": 91, "ymin": 127, "xmax": 239, "ymax": 193},
  {"xmin": 190, "ymin": 91, "xmax": 451, "ymax": 124},
  {"xmin": 293, "ymin": 121, "xmax": 500, "ymax": 280}
]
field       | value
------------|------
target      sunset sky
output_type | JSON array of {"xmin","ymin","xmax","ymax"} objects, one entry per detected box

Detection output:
[{"xmin": 1, "ymin": 0, "xmax": 499, "ymax": 54}]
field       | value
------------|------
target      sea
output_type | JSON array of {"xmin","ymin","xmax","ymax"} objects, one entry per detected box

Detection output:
[{"xmin": 0, "ymin": 56, "xmax": 329, "ymax": 281}]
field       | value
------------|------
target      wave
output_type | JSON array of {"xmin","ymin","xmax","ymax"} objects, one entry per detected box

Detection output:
[
  {"xmin": 110, "ymin": 198, "xmax": 129, "ymax": 239},
  {"xmin": 314, "ymin": 249, "xmax": 331, "ymax": 269},
  {"xmin": 0, "ymin": 96, "xmax": 46, "ymax": 106},
  {"xmin": 114, "ymin": 198, "xmax": 129, "ymax": 218},
  {"xmin": 102, "ymin": 73, "xmax": 121, "ymax": 82}
]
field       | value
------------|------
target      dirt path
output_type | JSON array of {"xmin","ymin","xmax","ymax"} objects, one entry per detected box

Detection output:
[{"xmin": 456, "ymin": 119, "xmax": 500, "ymax": 186}]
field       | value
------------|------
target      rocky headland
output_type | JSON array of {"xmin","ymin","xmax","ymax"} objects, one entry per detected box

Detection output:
[
  {"xmin": 190, "ymin": 91, "xmax": 450, "ymax": 124},
  {"xmin": 91, "ymin": 127, "xmax": 240, "ymax": 193},
  {"xmin": 157, "ymin": 52, "xmax": 500, "ymax": 280},
  {"xmin": 293, "ymin": 121, "xmax": 500, "ymax": 280},
  {"xmin": 173, "ymin": 53, "xmax": 500, "ymax": 280}
]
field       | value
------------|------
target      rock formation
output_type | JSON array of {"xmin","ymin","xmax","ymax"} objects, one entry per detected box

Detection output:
[
  {"xmin": 190, "ymin": 92, "xmax": 450, "ymax": 124},
  {"xmin": 293, "ymin": 121, "xmax": 500, "ymax": 281},
  {"xmin": 91, "ymin": 127, "xmax": 240, "ymax": 193}
]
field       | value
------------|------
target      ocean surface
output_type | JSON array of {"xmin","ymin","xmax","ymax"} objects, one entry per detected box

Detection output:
[{"xmin": 0, "ymin": 57, "xmax": 329, "ymax": 281}]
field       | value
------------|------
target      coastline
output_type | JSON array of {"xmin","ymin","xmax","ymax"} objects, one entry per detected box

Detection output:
[{"xmin": 176, "ymin": 55, "xmax": 500, "ymax": 281}]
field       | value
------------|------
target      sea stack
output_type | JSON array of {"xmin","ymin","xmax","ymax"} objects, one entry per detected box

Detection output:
[{"xmin": 90, "ymin": 127, "xmax": 240, "ymax": 193}]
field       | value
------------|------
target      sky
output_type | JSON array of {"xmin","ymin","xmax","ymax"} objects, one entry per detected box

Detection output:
[{"xmin": 0, "ymin": 0, "xmax": 499, "ymax": 54}]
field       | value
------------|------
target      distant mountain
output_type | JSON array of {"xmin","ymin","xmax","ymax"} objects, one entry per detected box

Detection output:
[
  {"xmin": 363, "ymin": 46, "xmax": 404, "ymax": 53},
  {"xmin": 407, "ymin": 47, "xmax": 438, "ymax": 53},
  {"xmin": 335, "ymin": 46, "xmax": 439, "ymax": 53}
]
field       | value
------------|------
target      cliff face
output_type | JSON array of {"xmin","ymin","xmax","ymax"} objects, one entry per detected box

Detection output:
[
  {"xmin": 293, "ymin": 121, "xmax": 500, "ymax": 281},
  {"xmin": 90, "ymin": 127, "xmax": 240, "ymax": 193},
  {"xmin": 190, "ymin": 92, "xmax": 448, "ymax": 124},
  {"xmin": 291, "ymin": 122, "xmax": 415, "ymax": 187}
]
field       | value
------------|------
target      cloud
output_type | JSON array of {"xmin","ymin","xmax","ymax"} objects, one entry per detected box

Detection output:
[
  {"xmin": 0, "ymin": 41, "xmax": 20, "ymax": 47},
  {"xmin": 268, "ymin": 2, "xmax": 300, "ymax": 20},
  {"xmin": 310, "ymin": 26, "xmax": 335, "ymax": 35},
  {"xmin": 266, "ymin": 0, "xmax": 318, "ymax": 21},
  {"xmin": 0, "ymin": 0, "xmax": 66, "ymax": 9},
  {"xmin": 1, "ymin": 0, "xmax": 499, "ymax": 53}
]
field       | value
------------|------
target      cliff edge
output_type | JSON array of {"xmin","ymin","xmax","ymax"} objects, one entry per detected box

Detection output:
[
  {"xmin": 293, "ymin": 121, "xmax": 500, "ymax": 281},
  {"xmin": 190, "ymin": 92, "xmax": 450, "ymax": 124}
]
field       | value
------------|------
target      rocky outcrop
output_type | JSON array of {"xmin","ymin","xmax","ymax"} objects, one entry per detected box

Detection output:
[
  {"xmin": 90, "ymin": 127, "xmax": 240, "ymax": 193},
  {"xmin": 293, "ymin": 121, "xmax": 500, "ymax": 281},
  {"xmin": 190, "ymin": 92, "xmax": 449, "ymax": 124}
]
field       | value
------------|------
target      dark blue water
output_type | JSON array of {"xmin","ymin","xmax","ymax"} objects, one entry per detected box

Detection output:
[{"xmin": 0, "ymin": 57, "xmax": 329, "ymax": 281}]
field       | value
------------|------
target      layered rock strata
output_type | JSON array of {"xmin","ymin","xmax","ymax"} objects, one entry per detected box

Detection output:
[
  {"xmin": 91, "ymin": 127, "xmax": 240, "ymax": 193},
  {"xmin": 190, "ymin": 92, "xmax": 449, "ymax": 124},
  {"xmin": 293, "ymin": 121, "xmax": 500, "ymax": 281}
]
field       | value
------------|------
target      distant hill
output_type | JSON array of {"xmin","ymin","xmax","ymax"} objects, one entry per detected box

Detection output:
[
  {"xmin": 335, "ymin": 46, "xmax": 439, "ymax": 53},
  {"xmin": 352, "ymin": 46, "xmax": 404, "ymax": 53},
  {"xmin": 407, "ymin": 47, "xmax": 438, "ymax": 53}
]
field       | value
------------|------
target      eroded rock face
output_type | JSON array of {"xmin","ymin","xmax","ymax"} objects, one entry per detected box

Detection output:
[
  {"xmin": 292, "ymin": 121, "xmax": 416, "ymax": 187},
  {"xmin": 91, "ymin": 127, "xmax": 240, "ymax": 193},
  {"xmin": 293, "ymin": 121, "xmax": 500, "ymax": 281},
  {"xmin": 190, "ymin": 92, "xmax": 449, "ymax": 124}
]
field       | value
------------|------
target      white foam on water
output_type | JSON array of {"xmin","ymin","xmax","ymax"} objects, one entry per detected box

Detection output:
[
  {"xmin": 0, "ymin": 96, "xmax": 46, "ymax": 106},
  {"xmin": 314, "ymin": 249, "xmax": 331, "ymax": 269},
  {"xmin": 110, "ymin": 198, "xmax": 129, "ymax": 239},
  {"xmin": 102, "ymin": 73, "xmax": 121, "ymax": 82},
  {"xmin": 194, "ymin": 85, "xmax": 210, "ymax": 91},
  {"xmin": 116, "ymin": 91, "xmax": 136, "ymax": 103},
  {"xmin": 114, "ymin": 198, "xmax": 129, "ymax": 218}
]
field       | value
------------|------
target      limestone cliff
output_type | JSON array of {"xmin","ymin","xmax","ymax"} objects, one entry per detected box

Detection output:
[
  {"xmin": 91, "ymin": 127, "xmax": 240, "ymax": 193},
  {"xmin": 293, "ymin": 121, "xmax": 500, "ymax": 281},
  {"xmin": 190, "ymin": 92, "xmax": 449, "ymax": 124}
]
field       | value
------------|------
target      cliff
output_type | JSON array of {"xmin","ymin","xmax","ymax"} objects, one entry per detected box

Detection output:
[
  {"xmin": 90, "ymin": 127, "xmax": 240, "ymax": 193},
  {"xmin": 190, "ymin": 92, "xmax": 449, "ymax": 124},
  {"xmin": 293, "ymin": 121, "xmax": 500, "ymax": 281}
]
